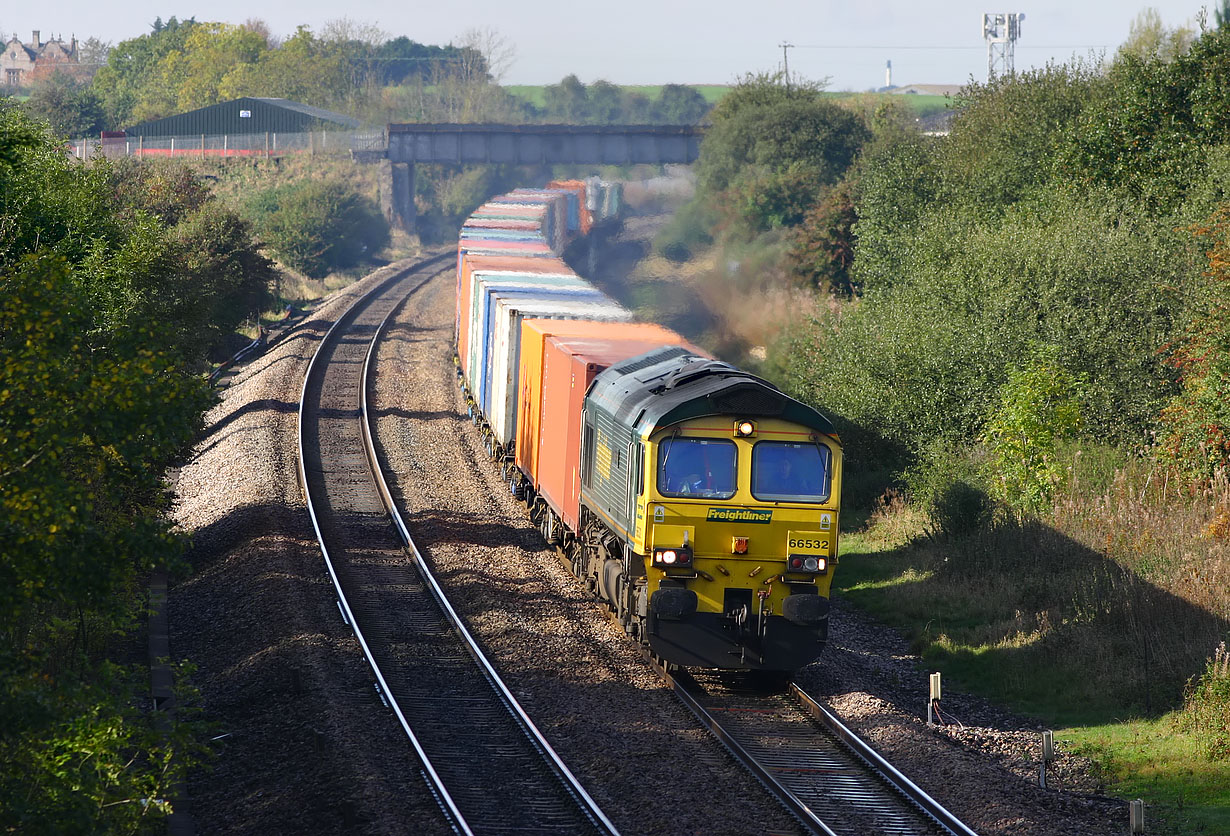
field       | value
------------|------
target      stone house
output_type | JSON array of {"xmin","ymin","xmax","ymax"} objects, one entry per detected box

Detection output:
[{"xmin": 2, "ymin": 31, "xmax": 81, "ymax": 87}]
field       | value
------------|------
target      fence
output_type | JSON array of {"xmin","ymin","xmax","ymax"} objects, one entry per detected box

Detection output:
[{"xmin": 71, "ymin": 129, "xmax": 389, "ymax": 161}]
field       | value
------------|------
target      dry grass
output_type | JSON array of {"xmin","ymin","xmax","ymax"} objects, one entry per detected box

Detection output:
[
  {"xmin": 1052, "ymin": 456, "xmax": 1230, "ymax": 622},
  {"xmin": 839, "ymin": 451, "xmax": 1230, "ymax": 723}
]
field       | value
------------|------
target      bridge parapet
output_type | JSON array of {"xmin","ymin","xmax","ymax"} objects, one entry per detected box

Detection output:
[{"xmin": 387, "ymin": 123, "xmax": 702, "ymax": 166}]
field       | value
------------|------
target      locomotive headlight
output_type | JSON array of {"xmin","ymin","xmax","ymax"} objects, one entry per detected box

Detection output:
[
  {"xmin": 653, "ymin": 545, "xmax": 693, "ymax": 568},
  {"xmin": 733, "ymin": 420, "xmax": 756, "ymax": 438}
]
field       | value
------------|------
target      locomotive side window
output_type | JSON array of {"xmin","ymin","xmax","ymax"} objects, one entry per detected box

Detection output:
[
  {"xmin": 582, "ymin": 421, "xmax": 595, "ymax": 489},
  {"xmin": 658, "ymin": 437, "xmax": 737, "ymax": 499},
  {"xmin": 751, "ymin": 441, "xmax": 830, "ymax": 503},
  {"xmin": 636, "ymin": 443, "xmax": 644, "ymax": 494}
]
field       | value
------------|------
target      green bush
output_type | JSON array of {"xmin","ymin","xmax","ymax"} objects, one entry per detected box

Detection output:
[
  {"xmin": 785, "ymin": 188, "xmax": 1189, "ymax": 460},
  {"xmin": 653, "ymin": 196, "xmax": 717, "ymax": 262},
  {"xmin": 1176, "ymin": 642, "xmax": 1230, "ymax": 760},
  {"xmin": 984, "ymin": 344, "xmax": 1084, "ymax": 516},
  {"xmin": 245, "ymin": 178, "xmax": 389, "ymax": 277},
  {"xmin": 1158, "ymin": 204, "xmax": 1230, "ymax": 482},
  {"xmin": 904, "ymin": 443, "xmax": 994, "ymax": 538}
]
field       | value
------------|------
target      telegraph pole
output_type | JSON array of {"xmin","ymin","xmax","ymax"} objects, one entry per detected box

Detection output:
[{"xmin": 780, "ymin": 41, "xmax": 793, "ymax": 89}]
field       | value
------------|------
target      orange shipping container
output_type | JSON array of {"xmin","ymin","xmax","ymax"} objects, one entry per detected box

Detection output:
[
  {"xmin": 516, "ymin": 320, "xmax": 693, "ymax": 488},
  {"xmin": 547, "ymin": 179, "xmax": 592, "ymax": 234}
]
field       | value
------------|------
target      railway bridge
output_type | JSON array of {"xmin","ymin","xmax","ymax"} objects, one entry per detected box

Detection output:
[{"xmin": 382, "ymin": 123, "xmax": 704, "ymax": 231}]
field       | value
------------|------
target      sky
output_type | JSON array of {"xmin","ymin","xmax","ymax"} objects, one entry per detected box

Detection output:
[{"xmin": 3, "ymin": 1, "xmax": 1214, "ymax": 92}]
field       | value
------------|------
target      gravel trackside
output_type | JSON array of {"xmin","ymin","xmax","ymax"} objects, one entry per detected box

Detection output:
[{"xmin": 170, "ymin": 260, "xmax": 450, "ymax": 836}]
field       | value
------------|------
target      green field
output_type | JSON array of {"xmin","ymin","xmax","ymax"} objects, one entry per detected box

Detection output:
[
  {"xmin": 502, "ymin": 84, "xmax": 953, "ymax": 118},
  {"xmin": 503, "ymin": 83, "xmax": 731, "ymax": 109}
]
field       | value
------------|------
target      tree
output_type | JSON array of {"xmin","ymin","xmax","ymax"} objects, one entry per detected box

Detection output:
[
  {"xmin": 1063, "ymin": 25, "xmax": 1230, "ymax": 210},
  {"xmin": 587, "ymin": 80, "xmax": 624, "ymax": 124},
  {"xmin": 1218, "ymin": 0, "xmax": 1230, "ymax": 28},
  {"xmin": 0, "ymin": 110, "xmax": 217, "ymax": 829},
  {"xmin": 695, "ymin": 73, "xmax": 868, "ymax": 236},
  {"xmin": 91, "ymin": 17, "xmax": 196, "ymax": 126},
  {"xmin": 456, "ymin": 26, "xmax": 512, "ymax": 83},
  {"xmin": 984, "ymin": 344, "xmax": 1084, "ymax": 515},
  {"xmin": 172, "ymin": 22, "xmax": 267, "ymax": 111},
  {"xmin": 375, "ymin": 36, "xmax": 466, "ymax": 85},
  {"xmin": 76, "ymin": 36, "xmax": 112, "ymax": 67},
  {"xmin": 1118, "ymin": 7, "xmax": 1196, "ymax": 62},
  {"xmin": 789, "ymin": 177, "xmax": 858, "ymax": 295},
  {"xmin": 543, "ymin": 74, "xmax": 589, "ymax": 122},
  {"xmin": 217, "ymin": 26, "xmax": 350, "ymax": 108},
  {"xmin": 652, "ymin": 84, "xmax": 712, "ymax": 124},
  {"xmin": 1158, "ymin": 206, "xmax": 1230, "ymax": 481},
  {"xmin": 104, "ymin": 160, "xmax": 276, "ymax": 352},
  {"xmin": 244, "ymin": 178, "xmax": 389, "ymax": 277},
  {"xmin": 938, "ymin": 63, "xmax": 1097, "ymax": 215},
  {"xmin": 0, "ymin": 254, "xmax": 210, "ymax": 834},
  {"xmin": 22, "ymin": 71, "xmax": 105, "ymax": 138}
]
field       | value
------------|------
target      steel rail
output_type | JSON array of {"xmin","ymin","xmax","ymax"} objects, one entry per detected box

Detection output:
[
  {"xmin": 296, "ymin": 254, "xmax": 471, "ymax": 836},
  {"xmin": 653, "ymin": 662, "xmax": 840, "ymax": 836},
  {"xmin": 360, "ymin": 273, "xmax": 620, "ymax": 836},
  {"xmin": 649, "ymin": 656, "xmax": 979, "ymax": 836},
  {"xmin": 789, "ymin": 682, "xmax": 979, "ymax": 836}
]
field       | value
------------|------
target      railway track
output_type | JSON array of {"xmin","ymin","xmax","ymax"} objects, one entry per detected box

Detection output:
[
  {"xmin": 660, "ymin": 665, "xmax": 978, "ymax": 836},
  {"xmin": 297, "ymin": 255, "xmax": 618, "ymax": 836}
]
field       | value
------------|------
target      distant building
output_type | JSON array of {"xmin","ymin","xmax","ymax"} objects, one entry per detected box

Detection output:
[
  {"xmin": 123, "ymin": 97, "xmax": 361, "ymax": 138},
  {"xmin": 2, "ymin": 30, "xmax": 82, "ymax": 87},
  {"xmin": 887, "ymin": 83, "xmax": 963, "ymax": 97}
]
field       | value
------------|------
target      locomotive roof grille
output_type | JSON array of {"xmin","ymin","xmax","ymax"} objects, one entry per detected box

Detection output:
[{"xmin": 618, "ymin": 346, "xmax": 692, "ymax": 375}]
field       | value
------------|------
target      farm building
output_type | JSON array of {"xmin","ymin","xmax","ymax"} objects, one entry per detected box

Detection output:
[{"xmin": 123, "ymin": 97, "xmax": 360, "ymax": 138}]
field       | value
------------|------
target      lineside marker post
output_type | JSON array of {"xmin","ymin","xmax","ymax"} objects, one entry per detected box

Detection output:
[
  {"xmin": 1130, "ymin": 799, "xmax": 1145, "ymax": 833},
  {"xmin": 927, "ymin": 672, "xmax": 942, "ymax": 726},
  {"xmin": 1039, "ymin": 730, "xmax": 1054, "ymax": 788}
]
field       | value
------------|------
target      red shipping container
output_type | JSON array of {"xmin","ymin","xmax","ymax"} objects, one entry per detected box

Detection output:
[{"xmin": 537, "ymin": 334, "xmax": 697, "ymax": 532}]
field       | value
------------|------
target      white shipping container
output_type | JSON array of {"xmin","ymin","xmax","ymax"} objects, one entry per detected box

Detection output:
[
  {"xmin": 467, "ymin": 272, "xmax": 591, "ymax": 398},
  {"xmin": 488, "ymin": 295, "xmax": 631, "ymax": 448}
]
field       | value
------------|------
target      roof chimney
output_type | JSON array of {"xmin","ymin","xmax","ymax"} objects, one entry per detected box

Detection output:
[{"xmin": 32, "ymin": 30, "xmax": 40, "ymax": 47}]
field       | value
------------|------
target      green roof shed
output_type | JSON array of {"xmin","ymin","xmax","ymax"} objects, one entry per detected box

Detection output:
[{"xmin": 123, "ymin": 97, "xmax": 360, "ymax": 137}]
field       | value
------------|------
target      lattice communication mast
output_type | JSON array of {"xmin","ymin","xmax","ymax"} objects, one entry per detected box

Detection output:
[{"xmin": 983, "ymin": 12, "xmax": 1024, "ymax": 79}]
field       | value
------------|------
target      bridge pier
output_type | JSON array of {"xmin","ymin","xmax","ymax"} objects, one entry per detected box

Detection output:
[{"xmin": 380, "ymin": 160, "xmax": 416, "ymax": 234}]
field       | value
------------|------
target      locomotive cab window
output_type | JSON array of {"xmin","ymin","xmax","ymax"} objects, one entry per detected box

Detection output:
[
  {"xmin": 658, "ymin": 437, "xmax": 737, "ymax": 499},
  {"xmin": 751, "ymin": 441, "xmax": 830, "ymax": 503}
]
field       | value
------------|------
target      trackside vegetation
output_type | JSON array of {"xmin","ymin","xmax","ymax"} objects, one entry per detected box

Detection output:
[
  {"xmin": 659, "ymin": 17, "xmax": 1230, "ymax": 834},
  {"xmin": 1, "ymin": 102, "xmax": 277, "ymax": 831}
]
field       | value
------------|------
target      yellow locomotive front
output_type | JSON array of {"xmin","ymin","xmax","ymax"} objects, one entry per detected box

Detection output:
[
  {"xmin": 635, "ymin": 416, "xmax": 841, "ymax": 669},
  {"xmin": 579, "ymin": 349, "xmax": 841, "ymax": 671}
]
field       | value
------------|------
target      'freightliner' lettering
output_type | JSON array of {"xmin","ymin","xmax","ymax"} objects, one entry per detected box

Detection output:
[{"xmin": 706, "ymin": 508, "xmax": 773, "ymax": 524}]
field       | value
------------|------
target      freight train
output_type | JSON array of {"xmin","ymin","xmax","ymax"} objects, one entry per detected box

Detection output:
[{"xmin": 455, "ymin": 179, "xmax": 842, "ymax": 671}]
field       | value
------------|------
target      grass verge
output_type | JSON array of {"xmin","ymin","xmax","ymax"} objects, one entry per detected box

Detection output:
[{"xmin": 834, "ymin": 469, "xmax": 1230, "ymax": 833}]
